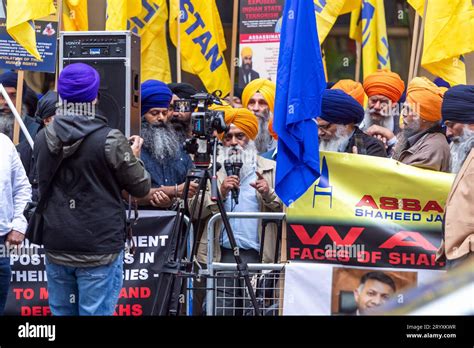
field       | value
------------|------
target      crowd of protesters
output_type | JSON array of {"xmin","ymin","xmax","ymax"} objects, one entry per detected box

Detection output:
[{"xmin": 0, "ymin": 65, "xmax": 473, "ymax": 316}]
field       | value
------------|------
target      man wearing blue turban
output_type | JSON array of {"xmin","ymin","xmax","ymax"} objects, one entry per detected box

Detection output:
[
  {"xmin": 437, "ymin": 84, "xmax": 474, "ymax": 270},
  {"xmin": 140, "ymin": 80, "xmax": 198, "ymax": 205},
  {"xmin": 317, "ymin": 89, "xmax": 386, "ymax": 157}
]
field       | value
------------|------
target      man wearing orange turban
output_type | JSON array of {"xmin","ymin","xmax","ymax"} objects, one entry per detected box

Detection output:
[
  {"xmin": 362, "ymin": 70, "xmax": 405, "ymax": 151},
  {"xmin": 373, "ymin": 77, "xmax": 450, "ymax": 172},
  {"xmin": 332, "ymin": 79, "xmax": 366, "ymax": 106},
  {"xmin": 239, "ymin": 46, "xmax": 260, "ymax": 88},
  {"xmin": 241, "ymin": 78, "xmax": 277, "ymax": 153},
  {"xmin": 193, "ymin": 105, "xmax": 282, "ymax": 314}
]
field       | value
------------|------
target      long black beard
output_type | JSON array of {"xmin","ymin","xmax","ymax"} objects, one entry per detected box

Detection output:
[
  {"xmin": 141, "ymin": 122, "xmax": 181, "ymax": 164},
  {"xmin": 243, "ymin": 63, "xmax": 252, "ymax": 72},
  {"xmin": 169, "ymin": 118, "xmax": 191, "ymax": 140}
]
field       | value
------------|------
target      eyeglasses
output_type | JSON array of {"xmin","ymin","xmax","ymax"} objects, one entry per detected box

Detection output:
[{"xmin": 224, "ymin": 132, "xmax": 246, "ymax": 141}]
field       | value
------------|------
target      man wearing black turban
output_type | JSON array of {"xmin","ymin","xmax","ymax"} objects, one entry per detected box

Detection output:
[
  {"xmin": 168, "ymin": 82, "xmax": 197, "ymax": 139},
  {"xmin": 437, "ymin": 84, "xmax": 474, "ymax": 270},
  {"xmin": 317, "ymin": 89, "xmax": 386, "ymax": 157},
  {"xmin": 16, "ymin": 91, "xmax": 58, "ymax": 202}
]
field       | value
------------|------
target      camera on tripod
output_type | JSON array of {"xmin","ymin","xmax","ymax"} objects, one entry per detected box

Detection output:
[{"xmin": 181, "ymin": 92, "xmax": 229, "ymax": 168}]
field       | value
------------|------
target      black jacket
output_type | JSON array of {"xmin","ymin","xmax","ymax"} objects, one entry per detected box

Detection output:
[
  {"xmin": 34, "ymin": 112, "xmax": 151, "ymax": 255},
  {"xmin": 344, "ymin": 127, "xmax": 387, "ymax": 157},
  {"xmin": 238, "ymin": 67, "xmax": 260, "ymax": 88}
]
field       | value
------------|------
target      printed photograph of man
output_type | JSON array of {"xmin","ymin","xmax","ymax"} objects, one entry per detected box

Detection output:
[
  {"xmin": 238, "ymin": 46, "xmax": 260, "ymax": 88},
  {"xmin": 331, "ymin": 267, "xmax": 416, "ymax": 315},
  {"xmin": 353, "ymin": 271, "xmax": 396, "ymax": 315}
]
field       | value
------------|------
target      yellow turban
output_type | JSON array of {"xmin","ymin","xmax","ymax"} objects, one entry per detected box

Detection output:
[
  {"xmin": 406, "ymin": 77, "xmax": 447, "ymax": 122},
  {"xmin": 363, "ymin": 69, "xmax": 405, "ymax": 103},
  {"xmin": 241, "ymin": 78, "xmax": 276, "ymax": 113},
  {"xmin": 211, "ymin": 104, "xmax": 259, "ymax": 140},
  {"xmin": 241, "ymin": 46, "xmax": 253, "ymax": 58},
  {"xmin": 332, "ymin": 79, "xmax": 366, "ymax": 106}
]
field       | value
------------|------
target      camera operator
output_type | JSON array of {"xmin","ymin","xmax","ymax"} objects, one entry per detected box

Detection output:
[
  {"xmin": 139, "ymin": 80, "xmax": 198, "ymax": 208},
  {"xmin": 34, "ymin": 63, "xmax": 152, "ymax": 315},
  {"xmin": 193, "ymin": 106, "xmax": 282, "ymax": 315},
  {"xmin": 168, "ymin": 82, "xmax": 197, "ymax": 140}
]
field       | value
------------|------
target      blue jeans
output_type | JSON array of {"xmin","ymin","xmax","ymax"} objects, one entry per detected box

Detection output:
[
  {"xmin": 45, "ymin": 251, "xmax": 123, "ymax": 316},
  {"xmin": 0, "ymin": 235, "xmax": 11, "ymax": 316}
]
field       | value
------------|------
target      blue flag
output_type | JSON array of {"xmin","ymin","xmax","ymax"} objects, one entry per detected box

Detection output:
[{"xmin": 274, "ymin": 0, "xmax": 326, "ymax": 206}]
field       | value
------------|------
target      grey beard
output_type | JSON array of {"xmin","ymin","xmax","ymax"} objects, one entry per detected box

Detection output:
[
  {"xmin": 360, "ymin": 108, "xmax": 395, "ymax": 132},
  {"xmin": 141, "ymin": 122, "xmax": 181, "ymax": 164},
  {"xmin": 392, "ymin": 120, "xmax": 421, "ymax": 160},
  {"xmin": 254, "ymin": 115, "xmax": 276, "ymax": 153},
  {"xmin": 450, "ymin": 128, "xmax": 474, "ymax": 174},
  {"xmin": 0, "ymin": 112, "xmax": 14, "ymax": 139},
  {"xmin": 319, "ymin": 125, "xmax": 351, "ymax": 153},
  {"xmin": 217, "ymin": 141, "xmax": 258, "ymax": 180}
]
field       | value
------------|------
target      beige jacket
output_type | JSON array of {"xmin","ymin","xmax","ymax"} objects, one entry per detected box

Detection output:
[
  {"xmin": 195, "ymin": 156, "xmax": 282, "ymax": 264},
  {"xmin": 396, "ymin": 132, "xmax": 450, "ymax": 172},
  {"xmin": 437, "ymin": 149, "xmax": 474, "ymax": 261}
]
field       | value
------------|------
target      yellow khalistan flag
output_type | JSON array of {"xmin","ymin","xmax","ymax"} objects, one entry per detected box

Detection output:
[
  {"xmin": 6, "ymin": 0, "xmax": 56, "ymax": 60},
  {"xmin": 63, "ymin": 0, "xmax": 88, "ymax": 31},
  {"xmin": 105, "ymin": 0, "xmax": 142, "ymax": 30},
  {"xmin": 408, "ymin": 0, "xmax": 474, "ymax": 86},
  {"xmin": 314, "ymin": 0, "xmax": 361, "ymax": 44},
  {"xmin": 349, "ymin": 0, "xmax": 390, "ymax": 79},
  {"xmin": 129, "ymin": 0, "xmax": 171, "ymax": 82},
  {"xmin": 170, "ymin": 0, "xmax": 230, "ymax": 96}
]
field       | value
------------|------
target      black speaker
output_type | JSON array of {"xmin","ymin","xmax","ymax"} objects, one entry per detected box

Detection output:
[{"xmin": 59, "ymin": 31, "xmax": 141, "ymax": 137}]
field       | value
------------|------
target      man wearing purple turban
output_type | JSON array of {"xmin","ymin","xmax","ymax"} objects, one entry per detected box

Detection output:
[
  {"xmin": 316, "ymin": 89, "xmax": 386, "ymax": 157},
  {"xmin": 34, "ymin": 63, "xmax": 152, "ymax": 316}
]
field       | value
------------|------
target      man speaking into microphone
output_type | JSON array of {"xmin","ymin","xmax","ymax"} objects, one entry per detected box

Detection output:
[{"xmin": 195, "ymin": 106, "xmax": 282, "ymax": 315}]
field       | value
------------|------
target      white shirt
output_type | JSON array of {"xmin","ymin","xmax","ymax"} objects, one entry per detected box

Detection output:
[{"xmin": 0, "ymin": 134, "xmax": 31, "ymax": 235}]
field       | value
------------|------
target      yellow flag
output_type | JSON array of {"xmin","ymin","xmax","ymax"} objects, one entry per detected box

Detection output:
[
  {"xmin": 350, "ymin": 0, "xmax": 390, "ymax": 79},
  {"xmin": 6, "ymin": 0, "xmax": 56, "ymax": 60},
  {"xmin": 349, "ymin": 7, "xmax": 362, "ymax": 42},
  {"xmin": 315, "ymin": 0, "xmax": 362, "ymax": 44},
  {"xmin": 408, "ymin": 0, "xmax": 474, "ymax": 86},
  {"xmin": 170, "ymin": 0, "xmax": 230, "ymax": 96},
  {"xmin": 63, "ymin": 0, "xmax": 88, "ymax": 31},
  {"xmin": 127, "ymin": 0, "xmax": 171, "ymax": 82},
  {"xmin": 105, "ymin": 0, "xmax": 142, "ymax": 30}
]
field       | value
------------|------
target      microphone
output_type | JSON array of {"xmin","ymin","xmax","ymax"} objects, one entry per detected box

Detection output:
[
  {"xmin": 232, "ymin": 161, "xmax": 243, "ymax": 205},
  {"xmin": 224, "ymin": 160, "xmax": 240, "ymax": 204}
]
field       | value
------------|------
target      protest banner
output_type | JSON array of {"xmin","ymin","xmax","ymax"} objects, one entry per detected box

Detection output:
[
  {"xmin": 4, "ymin": 210, "xmax": 178, "ymax": 316},
  {"xmin": 283, "ymin": 151, "xmax": 454, "ymax": 315}
]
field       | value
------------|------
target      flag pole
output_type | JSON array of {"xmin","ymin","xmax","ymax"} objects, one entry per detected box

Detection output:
[
  {"xmin": 12, "ymin": 70, "xmax": 24, "ymax": 145},
  {"xmin": 355, "ymin": 41, "xmax": 361, "ymax": 82},
  {"xmin": 55, "ymin": 0, "xmax": 63, "ymax": 91},
  {"xmin": 229, "ymin": 0, "xmax": 239, "ymax": 102},
  {"xmin": 176, "ymin": 0, "xmax": 182, "ymax": 83},
  {"xmin": 413, "ymin": 0, "xmax": 428, "ymax": 79},
  {"xmin": 408, "ymin": 12, "xmax": 419, "ymax": 81}
]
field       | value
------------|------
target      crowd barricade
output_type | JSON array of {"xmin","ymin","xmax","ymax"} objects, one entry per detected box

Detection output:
[{"xmin": 201, "ymin": 212, "xmax": 286, "ymax": 316}]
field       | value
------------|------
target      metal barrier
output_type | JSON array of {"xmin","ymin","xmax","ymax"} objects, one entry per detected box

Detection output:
[{"xmin": 203, "ymin": 212, "xmax": 286, "ymax": 316}]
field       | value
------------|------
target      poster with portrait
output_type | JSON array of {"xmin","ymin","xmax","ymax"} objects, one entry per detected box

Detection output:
[{"xmin": 238, "ymin": 0, "xmax": 284, "ymax": 89}]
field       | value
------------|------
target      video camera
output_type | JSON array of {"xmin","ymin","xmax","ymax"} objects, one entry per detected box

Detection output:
[{"xmin": 182, "ymin": 92, "xmax": 228, "ymax": 168}]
